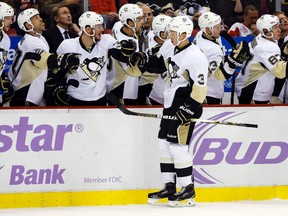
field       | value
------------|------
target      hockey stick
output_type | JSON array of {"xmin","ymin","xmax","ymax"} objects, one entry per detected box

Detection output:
[{"xmin": 107, "ymin": 93, "xmax": 258, "ymax": 128}]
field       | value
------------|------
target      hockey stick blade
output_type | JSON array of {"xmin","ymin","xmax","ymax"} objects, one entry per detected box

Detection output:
[{"xmin": 107, "ymin": 93, "xmax": 258, "ymax": 128}]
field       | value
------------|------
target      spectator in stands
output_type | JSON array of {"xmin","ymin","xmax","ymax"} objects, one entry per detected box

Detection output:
[
  {"xmin": 44, "ymin": 0, "xmax": 83, "ymax": 25},
  {"xmin": 228, "ymin": 4, "xmax": 258, "ymax": 37},
  {"xmin": 89, "ymin": 0, "xmax": 119, "ymax": 29},
  {"xmin": 212, "ymin": 0, "xmax": 243, "ymax": 29},
  {"xmin": 136, "ymin": 2, "xmax": 153, "ymax": 51},
  {"xmin": 42, "ymin": 5, "xmax": 80, "ymax": 53},
  {"xmin": 241, "ymin": 0, "xmax": 275, "ymax": 16}
]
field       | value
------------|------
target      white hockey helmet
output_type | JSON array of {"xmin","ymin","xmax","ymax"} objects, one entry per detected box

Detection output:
[
  {"xmin": 17, "ymin": 8, "xmax": 39, "ymax": 32},
  {"xmin": 168, "ymin": 16, "xmax": 193, "ymax": 40},
  {"xmin": 78, "ymin": 11, "xmax": 104, "ymax": 30},
  {"xmin": 119, "ymin": 3, "xmax": 143, "ymax": 27},
  {"xmin": 0, "ymin": 2, "xmax": 14, "ymax": 21},
  {"xmin": 256, "ymin": 14, "xmax": 279, "ymax": 37},
  {"xmin": 198, "ymin": 12, "xmax": 221, "ymax": 33},
  {"xmin": 152, "ymin": 14, "xmax": 171, "ymax": 39},
  {"xmin": 0, "ymin": 2, "xmax": 14, "ymax": 30}
]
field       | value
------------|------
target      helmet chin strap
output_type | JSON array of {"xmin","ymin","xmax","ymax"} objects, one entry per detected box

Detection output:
[
  {"xmin": 263, "ymin": 29, "xmax": 274, "ymax": 40},
  {"xmin": 84, "ymin": 27, "xmax": 96, "ymax": 43}
]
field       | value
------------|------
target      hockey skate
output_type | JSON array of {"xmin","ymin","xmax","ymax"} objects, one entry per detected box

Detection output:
[
  {"xmin": 148, "ymin": 182, "xmax": 176, "ymax": 205},
  {"xmin": 168, "ymin": 183, "xmax": 196, "ymax": 207}
]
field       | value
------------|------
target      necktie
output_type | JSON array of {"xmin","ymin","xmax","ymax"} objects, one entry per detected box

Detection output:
[{"xmin": 63, "ymin": 31, "xmax": 69, "ymax": 39}]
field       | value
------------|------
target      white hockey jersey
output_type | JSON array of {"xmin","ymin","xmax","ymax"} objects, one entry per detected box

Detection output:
[
  {"xmin": 8, "ymin": 34, "xmax": 50, "ymax": 105},
  {"xmin": 146, "ymin": 31, "xmax": 169, "ymax": 104},
  {"xmin": 57, "ymin": 34, "xmax": 116, "ymax": 101},
  {"xmin": 194, "ymin": 31, "xmax": 225, "ymax": 99},
  {"xmin": 235, "ymin": 35, "xmax": 286, "ymax": 102},
  {"xmin": 158, "ymin": 39, "xmax": 208, "ymax": 108},
  {"xmin": 0, "ymin": 31, "xmax": 10, "ymax": 76}
]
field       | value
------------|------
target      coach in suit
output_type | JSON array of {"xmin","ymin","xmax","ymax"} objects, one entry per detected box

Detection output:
[{"xmin": 43, "ymin": 5, "xmax": 80, "ymax": 53}]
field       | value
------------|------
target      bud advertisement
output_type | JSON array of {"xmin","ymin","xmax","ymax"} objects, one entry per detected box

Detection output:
[{"xmin": 0, "ymin": 106, "xmax": 287, "ymax": 193}]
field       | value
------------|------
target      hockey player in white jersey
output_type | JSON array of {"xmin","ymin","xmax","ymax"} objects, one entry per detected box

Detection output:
[
  {"xmin": 140, "ymin": 16, "xmax": 208, "ymax": 207},
  {"xmin": 145, "ymin": 14, "xmax": 171, "ymax": 105},
  {"xmin": 57, "ymin": 11, "xmax": 117, "ymax": 106},
  {"xmin": 235, "ymin": 14, "xmax": 288, "ymax": 104},
  {"xmin": 8, "ymin": 8, "xmax": 80, "ymax": 106},
  {"xmin": 195, "ymin": 12, "xmax": 250, "ymax": 104},
  {"xmin": 109, "ymin": 3, "xmax": 145, "ymax": 105},
  {"xmin": 0, "ymin": 2, "xmax": 14, "ymax": 105}
]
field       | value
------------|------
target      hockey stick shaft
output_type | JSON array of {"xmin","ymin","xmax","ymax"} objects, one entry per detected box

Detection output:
[{"xmin": 107, "ymin": 93, "xmax": 258, "ymax": 128}]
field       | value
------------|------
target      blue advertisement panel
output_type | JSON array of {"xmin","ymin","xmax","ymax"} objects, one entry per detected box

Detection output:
[{"xmin": 4, "ymin": 36, "xmax": 22, "ymax": 74}]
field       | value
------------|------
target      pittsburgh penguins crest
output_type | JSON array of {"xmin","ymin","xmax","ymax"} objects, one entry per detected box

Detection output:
[
  {"xmin": 81, "ymin": 56, "xmax": 105, "ymax": 82},
  {"xmin": 167, "ymin": 57, "xmax": 180, "ymax": 81}
]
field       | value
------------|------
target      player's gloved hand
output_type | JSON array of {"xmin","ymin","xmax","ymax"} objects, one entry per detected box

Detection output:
[
  {"xmin": 0, "ymin": 75, "xmax": 11, "ymax": 92},
  {"xmin": 148, "ymin": 44, "xmax": 162, "ymax": 55},
  {"xmin": 57, "ymin": 53, "xmax": 81, "ymax": 70},
  {"xmin": 2, "ymin": 86, "xmax": 14, "ymax": 105},
  {"xmin": 129, "ymin": 51, "xmax": 147, "ymax": 67},
  {"xmin": 226, "ymin": 41, "xmax": 251, "ymax": 68},
  {"xmin": 176, "ymin": 97, "xmax": 203, "ymax": 125},
  {"xmin": 120, "ymin": 39, "xmax": 137, "ymax": 56}
]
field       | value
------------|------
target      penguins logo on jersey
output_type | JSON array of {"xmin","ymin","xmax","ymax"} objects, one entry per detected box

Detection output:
[
  {"xmin": 167, "ymin": 57, "xmax": 180, "ymax": 80},
  {"xmin": 80, "ymin": 56, "xmax": 105, "ymax": 82},
  {"xmin": 0, "ymin": 48, "xmax": 8, "ymax": 73}
]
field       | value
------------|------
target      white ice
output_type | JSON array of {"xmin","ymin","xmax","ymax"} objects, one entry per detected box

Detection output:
[{"xmin": 1, "ymin": 199, "xmax": 288, "ymax": 216}]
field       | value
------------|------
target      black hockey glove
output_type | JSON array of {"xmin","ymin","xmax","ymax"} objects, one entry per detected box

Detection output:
[
  {"xmin": 129, "ymin": 51, "xmax": 147, "ymax": 67},
  {"xmin": 148, "ymin": 44, "xmax": 162, "ymax": 55},
  {"xmin": 1, "ymin": 86, "xmax": 14, "ymax": 105},
  {"xmin": 57, "ymin": 53, "xmax": 81, "ymax": 70},
  {"xmin": 176, "ymin": 97, "xmax": 203, "ymax": 125},
  {"xmin": 0, "ymin": 74, "xmax": 11, "ymax": 92},
  {"xmin": 120, "ymin": 39, "xmax": 137, "ymax": 56},
  {"xmin": 226, "ymin": 41, "xmax": 251, "ymax": 68}
]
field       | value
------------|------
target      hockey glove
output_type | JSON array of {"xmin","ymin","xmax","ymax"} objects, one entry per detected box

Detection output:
[
  {"xmin": 129, "ymin": 51, "xmax": 147, "ymax": 67},
  {"xmin": 57, "ymin": 53, "xmax": 81, "ymax": 70},
  {"xmin": 148, "ymin": 44, "xmax": 162, "ymax": 55},
  {"xmin": 226, "ymin": 41, "xmax": 251, "ymax": 68},
  {"xmin": 176, "ymin": 97, "xmax": 203, "ymax": 125},
  {"xmin": 120, "ymin": 39, "xmax": 137, "ymax": 56},
  {"xmin": 0, "ymin": 75, "xmax": 11, "ymax": 92}
]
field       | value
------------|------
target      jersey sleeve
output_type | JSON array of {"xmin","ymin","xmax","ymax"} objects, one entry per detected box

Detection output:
[{"xmin": 185, "ymin": 50, "xmax": 208, "ymax": 103}]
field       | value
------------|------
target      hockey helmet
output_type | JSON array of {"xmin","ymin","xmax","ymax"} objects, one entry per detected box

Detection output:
[
  {"xmin": 256, "ymin": 14, "xmax": 279, "ymax": 36},
  {"xmin": 119, "ymin": 3, "xmax": 143, "ymax": 27},
  {"xmin": 17, "ymin": 8, "xmax": 39, "ymax": 32},
  {"xmin": 198, "ymin": 12, "xmax": 221, "ymax": 33},
  {"xmin": 78, "ymin": 11, "xmax": 104, "ymax": 30},
  {"xmin": 152, "ymin": 14, "xmax": 171, "ymax": 39},
  {"xmin": 168, "ymin": 16, "xmax": 193, "ymax": 39},
  {"xmin": 0, "ymin": 2, "xmax": 14, "ymax": 21}
]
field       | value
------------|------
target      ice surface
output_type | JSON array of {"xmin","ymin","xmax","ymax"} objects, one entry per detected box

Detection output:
[{"xmin": 1, "ymin": 199, "xmax": 287, "ymax": 216}]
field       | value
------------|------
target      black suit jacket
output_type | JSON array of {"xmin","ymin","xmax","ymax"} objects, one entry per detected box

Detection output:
[{"xmin": 42, "ymin": 25, "xmax": 79, "ymax": 53}]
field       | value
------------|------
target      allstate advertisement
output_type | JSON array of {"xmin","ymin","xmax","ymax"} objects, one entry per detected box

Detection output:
[{"xmin": 0, "ymin": 106, "xmax": 287, "ymax": 193}]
